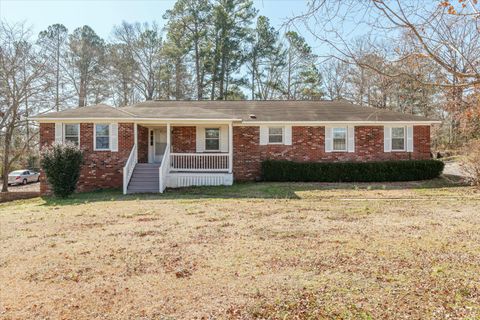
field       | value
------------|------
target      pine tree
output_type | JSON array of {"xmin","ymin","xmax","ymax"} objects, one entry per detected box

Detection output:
[
  {"xmin": 37, "ymin": 24, "xmax": 69, "ymax": 111},
  {"xmin": 66, "ymin": 26, "xmax": 106, "ymax": 107},
  {"xmin": 247, "ymin": 16, "xmax": 285, "ymax": 100},
  {"xmin": 209, "ymin": 0, "xmax": 257, "ymax": 100},
  {"xmin": 164, "ymin": 0, "xmax": 212, "ymax": 100}
]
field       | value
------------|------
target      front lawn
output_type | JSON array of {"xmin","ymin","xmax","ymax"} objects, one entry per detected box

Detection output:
[{"xmin": 1, "ymin": 180, "xmax": 479, "ymax": 319}]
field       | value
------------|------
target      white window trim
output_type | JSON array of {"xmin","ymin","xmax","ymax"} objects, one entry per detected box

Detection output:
[
  {"xmin": 205, "ymin": 127, "xmax": 221, "ymax": 152},
  {"xmin": 63, "ymin": 123, "xmax": 80, "ymax": 145},
  {"xmin": 267, "ymin": 126, "xmax": 284, "ymax": 145},
  {"xmin": 332, "ymin": 127, "xmax": 348, "ymax": 152},
  {"xmin": 391, "ymin": 126, "xmax": 406, "ymax": 152},
  {"xmin": 94, "ymin": 123, "xmax": 111, "ymax": 151}
]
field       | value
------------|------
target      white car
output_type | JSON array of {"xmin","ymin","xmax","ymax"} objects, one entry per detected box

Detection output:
[{"xmin": 8, "ymin": 170, "xmax": 40, "ymax": 185}]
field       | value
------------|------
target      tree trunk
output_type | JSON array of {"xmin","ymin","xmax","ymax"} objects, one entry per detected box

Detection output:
[
  {"xmin": 175, "ymin": 58, "xmax": 181, "ymax": 100},
  {"xmin": 122, "ymin": 75, "xmax": 129, "ymax": 106},
  {"xmin": 147, "ymin": 70, "xmax": 154, "ymax": 100},
  {"xmin": 219, "ymin": 48, "xmax": 227, "ymax": 100},
  {"xmin": 79, "ymin": 76, "xmax": 86, "ymax": 107},
  {"xmin": 1, "ymin": 127, "xmax": 13, "ymax": 193},
  {"xmin": 251, "ymin": 54, "xmax": 256, "ymax": 100},
  {"xmin": 55, "ymin": 32, "xmax": 60, "ymax": 111},
  {"xmin": 287, "ymin": 48, "xmax": 292, "ymax": 100},
  {"xmin": 193, "ymin": 28, "xmax": 202, "ymax": 100}
]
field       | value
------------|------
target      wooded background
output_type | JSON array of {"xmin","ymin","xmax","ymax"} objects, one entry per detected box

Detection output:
[{"xmin": 1, "ymin": 0, "xmax": 479, "ymax": 191}]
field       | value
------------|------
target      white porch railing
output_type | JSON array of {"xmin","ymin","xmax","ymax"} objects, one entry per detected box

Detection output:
[
  {"xmin": 170, "ymin": 153, "xmax": 230, "ymax": 172},
  {"xmin": 159, "ymin": 144, "xmax": 171, "ymax": 193},
  {"xmin": 123, "ymin": 143, "xmax": 137, "ymax": 194}
]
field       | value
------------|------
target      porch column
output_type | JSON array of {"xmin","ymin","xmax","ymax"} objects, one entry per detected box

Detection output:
[
  {"xmin": 134, "ymin": 123, "xmax": 138, "ymax": 159},
  {"xmin": 228, "ymin": 122, "xmax": 233, "ymax": 173},
  {"xmin": 167, "ymin": 123, "xmax": 171, "ymax": 151}
]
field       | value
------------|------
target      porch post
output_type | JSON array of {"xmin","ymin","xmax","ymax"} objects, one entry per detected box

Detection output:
[
  {"xmin": 167, "ymin": 122, "xmax": 171, "ymax": 150},
  {"xmin": 134, "ymin": 122, "xmax": 138, "ymax": 158},
  {"xmin": 228, "ymin": 122, "xmax": 233, "ymax": 173}
]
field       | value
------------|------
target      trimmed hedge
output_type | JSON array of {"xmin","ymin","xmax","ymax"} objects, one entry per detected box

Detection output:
[{"xmin": 261, "ymin": 159, "xmax": 444, "ymax": 182}]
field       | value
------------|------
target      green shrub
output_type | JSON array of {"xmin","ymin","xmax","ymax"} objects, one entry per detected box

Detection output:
[
  {"xmin": 261, "ymin": 159, "xmax": 444, "ymax": 182},
  {"xmin": 40, "ymin": 143, "xmax": 83, "ymax": 198}
]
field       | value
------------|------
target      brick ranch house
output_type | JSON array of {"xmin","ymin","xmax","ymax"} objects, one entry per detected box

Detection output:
[{"xmin": 31, "ymin": 100, "xmax": 440, "ymax": 194}]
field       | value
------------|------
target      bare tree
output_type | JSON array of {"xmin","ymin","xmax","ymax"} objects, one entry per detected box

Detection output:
[
  {"xmin": 65, "ymin": 25, "xmax": 107, "ymax": 107},
  {"xmin": 0, "ymin": 22, "xmax": 49, "ymax": 192},
  {"xmin": 37, "ymin": 24, "xmax": 69, "ymax": 111},
  {"xmin": 108, "ymin": 43, "xmax": 138, "ymax": 107},
  {"xmin": 112, "ymin": 22, "xmax": 163, "ymax": 100},
  {"xmin": 321, "ymin": 59, "xmax": 349, "ymax": 100},
  {"xmin": 291, "ymin": 0, "xmax": 480, "ymax": 89}
]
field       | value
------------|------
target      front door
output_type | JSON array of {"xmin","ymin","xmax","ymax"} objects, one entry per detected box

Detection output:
[{"xmin": 151, "ymin": 128, "xmax": 167, "ymax": 163}]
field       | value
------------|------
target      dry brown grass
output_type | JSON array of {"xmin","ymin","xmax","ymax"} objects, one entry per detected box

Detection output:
[{"xmin": 0, "ymin": 180, "xmax": 479, "ymax": 319}]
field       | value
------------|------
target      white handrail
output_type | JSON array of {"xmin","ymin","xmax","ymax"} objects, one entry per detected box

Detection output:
[
  {"xmin": 122, "ymin": 143, "xmax": 137, "ymax": 194},
  {"xmin": 159, "ymin": 144, "xmax": 171, "ymax": 193},
  {"xmin": 170, "ymin": 153, "xmax": 229, "ymax": 172}
]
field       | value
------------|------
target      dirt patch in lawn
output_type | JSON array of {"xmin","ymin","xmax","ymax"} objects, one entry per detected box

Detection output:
[{"xmin": 0, "ymin": 181, "xmax": 479, "ymax": 319}]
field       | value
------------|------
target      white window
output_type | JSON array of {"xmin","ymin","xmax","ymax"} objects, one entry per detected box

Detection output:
[
  {"xmin": 205, "ymin": 128, "xmax": 220, "ymax": 151},
  {"xmin": 95, "ymin": 124, "xmax": 110, "ymax": 150},
  {"xmin": 64, "ymin": 124, "xmax": 79, "ymax": 145},
  {"xmin": 268, "ymin": 127, "xmax": 284, "ymax": 144},
  {"xmin": 391, "ymin": 127, "xmax": 406, "ymax": 151},
  {"xmin": 332, "ymin": 127, "xmax": 347, "ymax": 151}
]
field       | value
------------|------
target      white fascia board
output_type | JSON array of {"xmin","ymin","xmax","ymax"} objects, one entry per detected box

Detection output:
[
  {"xmin": 234, "ymin": 120, "xmax": 441, "ymax": 126},
  {"xmin": 32, "ymin": 117, "xmax": 241, "ymax": 124},
  {"xmin": 133, "ymin": 119, "xmax": 241, "ymax": 124},
  {"xmin": 31, "ymin": 117, "xmax": 440, "ymax": 125}
]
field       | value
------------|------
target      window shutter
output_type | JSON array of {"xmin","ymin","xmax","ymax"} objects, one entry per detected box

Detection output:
[
  {"xmin": 384, "ymin": 126, "xmax": 392, "ymax": 152},
  {"xmin": 284, "ymin": 125, "xmax": 292, "ymax": 145},
  {"xmin": 110, "ymin": 123, "xmax": 118, "ymax": 152},
  {"xmin": 348, "ymin": 125, "xmax": 355, "ymax": 152},
  {"xmin": 406, "ymin": 125, "xmax": 414, "ymax": 152},
  {"xmin": 55, "ymin": 123, "xmax": 63, "ymax": 144},
  {"xmin": 325, "ymin": 127, "xmax": 333, "ymax": 152},
  {"xmin": 220, "ymin": 125, "xmax": 228, "ymax": 152},
  {"xmin": 259, "ymin": 126, "xmax": 268, "ymax": 145},
  {"xmin": 196, "ymin": 126, "xmax": 205, "ymax": 152}
]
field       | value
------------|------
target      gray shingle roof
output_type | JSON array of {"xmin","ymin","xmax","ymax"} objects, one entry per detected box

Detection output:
[
  {"xmin": 121, "ymin": 101, "xmax": 240, "ymax": 119},
  {"xmin": 32, "ymin": 104, "xmax": 134, "ymax": 119},
  {"xmin": 31, "ymin": 100, "xmax": 439, "ymax": 123}
]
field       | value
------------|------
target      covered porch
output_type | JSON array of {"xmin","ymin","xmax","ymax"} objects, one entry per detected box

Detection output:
[{"xmin": 123, "ymin": 121, "xmax": 234, "ymax": 194}]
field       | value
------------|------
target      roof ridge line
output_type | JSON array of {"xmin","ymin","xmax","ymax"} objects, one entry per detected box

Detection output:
[{"xmin": 113, "ymin": 106, "xmax": 137, "ymax": 117}]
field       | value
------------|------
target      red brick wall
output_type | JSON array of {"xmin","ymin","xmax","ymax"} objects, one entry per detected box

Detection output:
[
  {"xmin": 39, "ymin": 122, "xmax": 134, "ymax": 194},
  {"xmin": 40, "ymin": 123, "xmax": 432, "ymax": 192},
  {"xmin": 172, "ymin": 126, "xmax": 196, "ymax": 153},
  {"xmin": 414, "ymin": 125, "xmax": 431, "ymax": 156},
  {"xmin": 137, "ymin": 125, "xmax": 149, "ymax": 163},
  {"xmin": 137, "ymin": 125, "xmax": 197, "ymax": 162},
  {"xmin": 233, "ymin": 125, "xmax": 432, "ymax": 181}
]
